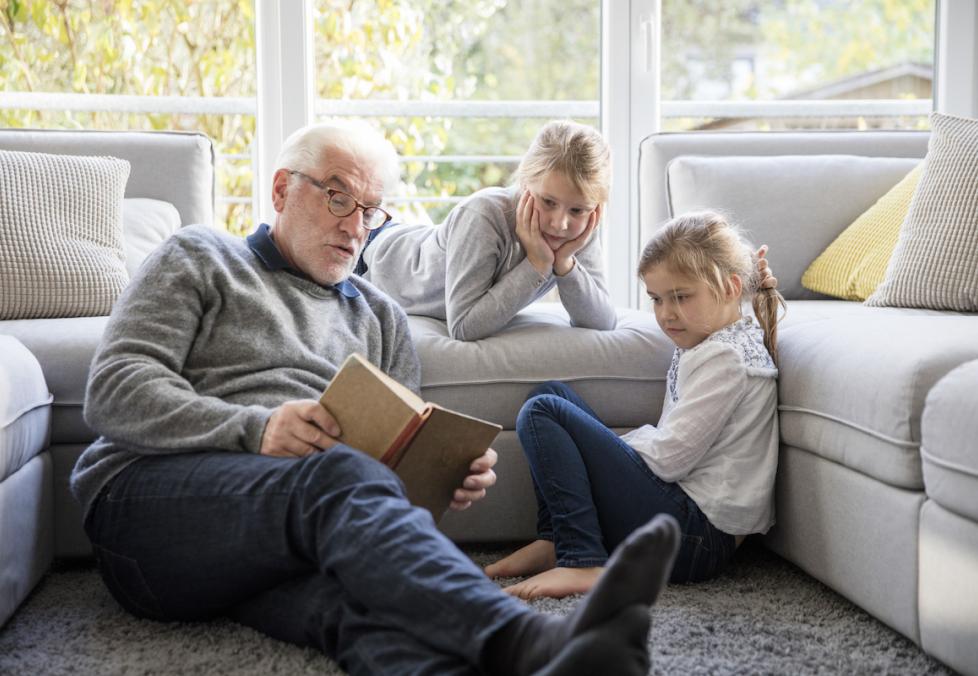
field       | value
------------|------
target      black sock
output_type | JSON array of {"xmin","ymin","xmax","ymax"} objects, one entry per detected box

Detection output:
[
  {"xmin": 568, "ymin": 513, "xmax": 680, "ymax": 635},
  {"xmin": 533, "ymin": 605, "xmax": 651, "ymax": 676},
  {"xmin": 481, "ymin": 513, "xmax": 681, "ymax": 676}
]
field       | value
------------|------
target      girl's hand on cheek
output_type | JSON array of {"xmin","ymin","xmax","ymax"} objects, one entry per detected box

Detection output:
[
  {"xmin": 553, "ymin": 204, "xmax": 601, "ymax": 276},
  {"xmin": 515, "ymin": 192, "xmax": 555, "ymax": 276}
]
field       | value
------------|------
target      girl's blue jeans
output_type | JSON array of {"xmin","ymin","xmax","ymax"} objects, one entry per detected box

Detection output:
[
  {"xmin": 83, "ymin": 445, "xmax": 527, "ymax": 676},
  {"xmin": 516, "ymin": 381, "xmax": 736, "ymax": 583}
]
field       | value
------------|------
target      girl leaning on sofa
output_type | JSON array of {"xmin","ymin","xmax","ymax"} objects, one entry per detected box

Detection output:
[
  {"xmin": 361, "ymin": 119, "xmax": 776, "ymax": 342},
  {"xmin": 485, "ymin": 210, "xmax": 787, "ymax": 599}
]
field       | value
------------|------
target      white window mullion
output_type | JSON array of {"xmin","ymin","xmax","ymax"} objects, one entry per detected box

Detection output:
[
  {"xmin": 936, "ymin": 0, "xmax": 978, "ymax": 118},
  {"xmin": 255, "ymin": 0, "xmax": 315, "ymax": 226},
  {"xmin": 602, "ymin": 0, "xmax": 661, "ymax": 309}
]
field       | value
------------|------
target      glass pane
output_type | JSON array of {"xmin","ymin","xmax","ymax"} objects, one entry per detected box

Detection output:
[
  {"xmin": 0, "ymin": 0, "xmax": 257, "ymax": 236},
  {"xmin": 313, "ymin": 1, "xmax": 601, "ymax": 221},
  {"xmin": 661, "ymin": 0, "xmax": 935, "ymax": 131}
]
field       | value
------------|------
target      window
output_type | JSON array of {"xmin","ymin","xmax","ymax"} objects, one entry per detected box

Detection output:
[
  {"xmin": 0, "ymin": 0, "xmax": 257, "ymax": 235},
  {"xmin": 659, "ymin": 0, "xmax": 936, "ymax": 131},
  {"xmin": 312, "ymin": 0, "xmax": 601, "ymax": 225},
  {"xmin": 5, "ymin": 0, "xmax": 972, "ymax": 308}
]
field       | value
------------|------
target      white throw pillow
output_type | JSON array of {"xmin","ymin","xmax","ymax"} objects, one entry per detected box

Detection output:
[
  {"xmin": 866, "ymin": 112, "xmax": 978, "ymax": 311},
  {"xmin": 122, "ymin": 198, "xmax": 182, "ymax": 278},
  {"xmin": 0, "ymin": 150, "xmax": 131, "ymax": 319}
]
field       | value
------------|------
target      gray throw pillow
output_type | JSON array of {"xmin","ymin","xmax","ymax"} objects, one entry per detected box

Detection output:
[
  {"xmin": 0, "ymin": 150, "xmax": 131, "ymax": 319},
  {"xmin": 866, "ymin": 112, "xmax": 978, "ymax": 311}
]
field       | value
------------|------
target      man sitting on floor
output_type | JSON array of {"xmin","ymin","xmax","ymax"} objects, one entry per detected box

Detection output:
[{"xmin": 72, "ymin": 119, "xmax": 681, "ymax": 675}]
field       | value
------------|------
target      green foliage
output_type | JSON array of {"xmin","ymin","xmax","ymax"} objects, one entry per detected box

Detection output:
[
  {"xmin": 759, "ymin": 0, "xmax": 934, "ymax": 95},
  {"xmin": 0, "ymin": 0, "xmax": 256, "ymax": 235},
  {"xmin": 0, "ymin": 0, "xmax": 935, "ymax": 231},
  {"xmin": 312, "ymin": 0, "xmax": 600, "ymax": 223}
]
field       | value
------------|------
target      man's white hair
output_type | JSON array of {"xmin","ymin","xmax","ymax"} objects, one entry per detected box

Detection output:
[{"xmin": 274, "ymin": 119, "xmax": 401, "ymax": 194}]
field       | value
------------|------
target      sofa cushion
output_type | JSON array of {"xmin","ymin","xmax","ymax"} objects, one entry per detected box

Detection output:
[
  {"xmin": 777, "ymin": 301, "xmax": 978, "ymax": 489},
  {"xmin": 0, "ymin": 336, "xmax": 52, "ymax": 483},
  {"xmin": 410, "ymin": 303, "xmax": 673, "ymax": 430},
  {"xmin": 122, "ymin": 198, "xmax": 182, "ymax": 278},
  {"xmin": 867, "ymin": 112, "xmax": 978, "ymax": 312},
  {"xmin": 921, "ymin": 359, "xmax": 978, "ymax": 522},
  {"xmin": 665, "ymin": 154, "xmax": 919, "ymax": 300},
  {"xmin": 0, "ymin": 316, "xmax": 109, "ymax": 445},
  {"xmin": 0, "ymin": 150, "xmax": 131, "ymax": 320},
  {"xmin": 801, "ymin": 164, "xmax": 922, "ymax": 301}
]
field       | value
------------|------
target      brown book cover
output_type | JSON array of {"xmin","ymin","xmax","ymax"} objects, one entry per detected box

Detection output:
[{"xmin": 319, "ymin": 353, "xmax": 502, "ymax": 519}]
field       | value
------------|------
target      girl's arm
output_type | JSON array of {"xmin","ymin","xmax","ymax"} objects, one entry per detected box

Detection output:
[
  {"xmin": 554, "ymin": 221, "xmax": 617, "ymax": 331},
  {"xmin": 633, "ymin": 344, "xmax": 747, "ymax": 482},
  {"xmin": 444, "ymin": 205, "xmax": 547, "ymax": 341}
]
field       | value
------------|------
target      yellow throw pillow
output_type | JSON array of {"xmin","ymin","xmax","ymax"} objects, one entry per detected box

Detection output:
[{"xmin": 801, "ymin": 163, "xmax": 923, "ymax": 301}]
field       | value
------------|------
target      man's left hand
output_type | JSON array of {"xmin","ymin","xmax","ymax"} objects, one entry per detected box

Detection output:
[{"xmin": 450, "ymin": 448, "xmax": 498, "ymax": 511}]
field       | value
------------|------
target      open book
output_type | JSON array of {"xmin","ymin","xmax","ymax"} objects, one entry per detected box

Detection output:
[{"xmin": 320, "ymin": 353, "xmax": 502, "ymax": 519}]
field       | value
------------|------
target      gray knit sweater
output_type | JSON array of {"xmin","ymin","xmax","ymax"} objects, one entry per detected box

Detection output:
[
  {"xmin": 362, "ymin": 186, "xmax": 617, "ymax": 341},
  {"xmin": 71, "ymin": 225, "xmax": 419, "ymax": 517}
]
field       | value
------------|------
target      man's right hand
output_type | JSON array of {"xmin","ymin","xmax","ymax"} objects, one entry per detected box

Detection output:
[{"xmin": 260, "ymin": 399, "xmax": 341, "ymax": 458}]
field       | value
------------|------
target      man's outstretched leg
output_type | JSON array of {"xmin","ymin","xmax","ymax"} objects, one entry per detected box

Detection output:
[{"xmin": 482, "ymin": 513, "xmax": 681, "ymax": 676}]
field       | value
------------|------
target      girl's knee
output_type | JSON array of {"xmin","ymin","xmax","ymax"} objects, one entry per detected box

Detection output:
[{"xmin": 527, "ymin": 380, "xmax": 572, "ymax": 400}]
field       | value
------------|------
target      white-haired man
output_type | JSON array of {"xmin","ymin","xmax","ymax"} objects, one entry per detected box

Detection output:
[{"xmin": 72, "ymin": 120, "xmax": 680, "ymax": 675}]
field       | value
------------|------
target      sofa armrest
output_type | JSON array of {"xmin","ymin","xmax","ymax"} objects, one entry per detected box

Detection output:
[{"xmin": 921, "ymin": 359, "xmax": 978, "ymax": 522}]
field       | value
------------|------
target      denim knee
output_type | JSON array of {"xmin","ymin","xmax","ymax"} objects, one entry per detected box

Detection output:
[
  {"xmin": 297, "ymin": 446, "xmax": 406, "ymax": 499},
  {"xmin": 517, "ymin": 393, "xmax": 553, "ymax": 435},
  {"xmin": 526, "ymin": 379, "xmax": 570, "ymax": 400}
]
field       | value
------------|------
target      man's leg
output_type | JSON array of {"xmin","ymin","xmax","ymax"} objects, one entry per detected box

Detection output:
[
  {"xmin": 87, "ymin": 446, "xmax": 682, "ymax": 675},
  {"xmin": 229, "ymin": 573, "xmax": 479, "ymax": 676},
  {"xmin": 86, "ymin": 447, "xmax": 523, "ymax": 670}
]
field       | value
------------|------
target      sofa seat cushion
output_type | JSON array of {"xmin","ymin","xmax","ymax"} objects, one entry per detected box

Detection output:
[
  {"xmin": 410, "ymin": 303, "xmax": 672, "ymax": 430},
  {"xmin": 778, "ymin": 301, "xmax": 978, "ymax": 489},
  {"xmin": 0, "ymin": 336, "xmax": 52, "ymax": 482},
  {"xmin": 921, "ymin": 359, "xmax": 978, "ymax": 521},
  {"xmin": 0, "ymin": 316, "xmax": 109, "ymax": 445}
]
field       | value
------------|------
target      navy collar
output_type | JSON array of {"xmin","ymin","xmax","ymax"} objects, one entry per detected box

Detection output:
[{"xmin": 247, "ymin": 223, "xmax": 360, "ymax": 298}]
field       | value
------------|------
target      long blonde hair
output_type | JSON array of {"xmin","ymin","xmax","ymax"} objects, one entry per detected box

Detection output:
[
  {"xmin": 512, "ymin": 120, "xmax": 611, "ymax": 205},
  {"xmin": 637, "ymin": 211, "xmax": 786, "ymax": 363}
]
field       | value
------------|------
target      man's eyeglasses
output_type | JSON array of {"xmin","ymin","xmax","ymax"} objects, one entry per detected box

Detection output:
[{"xmin": 289, "ymin": 170, "xmax": 393, "ymax": 231}]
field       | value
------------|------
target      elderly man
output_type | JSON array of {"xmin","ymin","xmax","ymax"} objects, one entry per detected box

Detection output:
[{"xmin": 72, "ymin": 120, "xmax": 680, "ymax": 675}]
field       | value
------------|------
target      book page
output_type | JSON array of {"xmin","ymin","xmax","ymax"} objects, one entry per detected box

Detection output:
[
  {"xmin": 394, "ymin": 406, "xmax": 501, "ymax": 519},
  {"xmin": 320, "ymin": 353, "xmax": 427, "ymax": 461}
]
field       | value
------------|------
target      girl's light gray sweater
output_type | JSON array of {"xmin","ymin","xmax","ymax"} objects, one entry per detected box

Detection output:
[
  {"xmin": 362, "ymin": 186, "xmax": 617, "ymax": 341},
  {"xmin": 71, "ymin": 225, "xmax": 419, "ymax": 518}
]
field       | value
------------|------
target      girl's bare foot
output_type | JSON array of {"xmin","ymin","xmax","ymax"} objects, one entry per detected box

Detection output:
[
  {"xmin": 485, "ymin": 539, "xmax": 557, "ymax": 578},
  {"xmin": 503, "ymin": 566, "xmax": 604, "ymax": 600}
]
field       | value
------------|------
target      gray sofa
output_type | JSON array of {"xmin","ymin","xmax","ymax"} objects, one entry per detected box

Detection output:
[
  {"xmin": 0, "ymin": 129, "xmax": 215, "ymax": 625},
  {"xmin": 636, "ymin": 130, "xmax": 978, "ymax": 676},
  {"xmin": 1, "ymin": 128, "xmax": 976, "ymax": 676}
]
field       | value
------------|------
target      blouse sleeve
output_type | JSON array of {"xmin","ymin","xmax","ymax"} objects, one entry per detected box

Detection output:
[{"xmin": 632, "ymin": 343, "xmax": 747, "ymax": 482}]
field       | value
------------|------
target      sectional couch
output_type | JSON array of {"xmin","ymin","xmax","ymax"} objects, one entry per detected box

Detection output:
[{"xmin": 0, "ymin": 127, "xmax": 975, "ymax": 675}]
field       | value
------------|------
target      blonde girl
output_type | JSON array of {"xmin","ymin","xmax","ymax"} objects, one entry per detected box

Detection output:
[
  {"xmin": 486, "ymin": 210, "xmax": 785, "ymax": 599},
  {"xmin": 361, "ymin": 120, "xmax": 616, "ymax": 341}
]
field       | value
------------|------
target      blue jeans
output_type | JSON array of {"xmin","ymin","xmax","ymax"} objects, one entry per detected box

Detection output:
[
  {"xmin": 84, "ymin": 446, "xmax": 527, "ymax": 676},
  {"xmin": 516, "ymin": 381, "xmax": 736, "ymax": 583}
]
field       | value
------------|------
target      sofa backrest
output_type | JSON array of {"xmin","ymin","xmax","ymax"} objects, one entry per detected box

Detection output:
[
  {"xmin": 638, "ymin": 130, "xmax": 930, "ymax": 299},
  {"xmin": 0, "ymin": 128, "xmax": 215, "ymax": 228}
]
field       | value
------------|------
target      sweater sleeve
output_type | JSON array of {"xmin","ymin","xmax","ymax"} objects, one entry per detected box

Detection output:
[
  {"xmin": 443, "ymin": 203, "xmax": 548, "ymax": 341},
  {"xmin": 554, "ymin": 233, "xmax": 617, "ymax": 331},
  {"xmin": 83, "ymin": 234, "xmax": 271, "ymax": 454},
  {"xmin": 631, "ymin": 343, "xmax": 747, "ymax": 482}
]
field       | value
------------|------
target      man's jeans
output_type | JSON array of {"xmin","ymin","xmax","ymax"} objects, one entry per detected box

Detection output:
[
  {"xmin": 516, "ymin": 381, "xmax": 736, "ymax": 583},
  {"xmin": 84, "ymin": 446, "xmax": 526, "ymax": 676}
]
